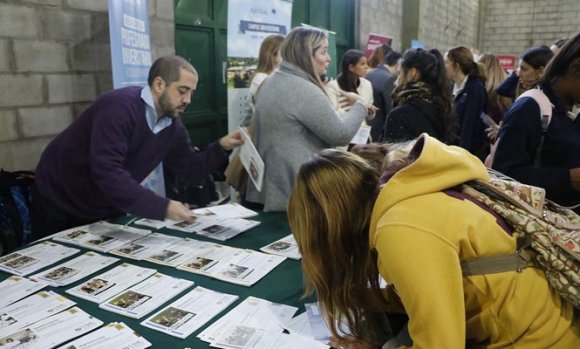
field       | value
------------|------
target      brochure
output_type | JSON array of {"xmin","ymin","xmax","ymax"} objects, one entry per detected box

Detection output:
[
  {"xmin": 238, "ymin": 127, "xmax": 265, "ymax": 191},
  {"xmin": 195, "ymin": 218, "xmax": 261, "ymax": 241},
  {"xmin": 260, "ymin": 234, "xmax": 301, "ymax": 260},
  {"xmin": 0, "ymin": 242, "xmax": 79, "ymax": 276},
  {"xmin": 0, "ymin": 291, "xmax": 76, "ymax": 337},
  {"xmin": 0, "ymin": 307, "xmax": 102, "ymax": 349},
  {"xmin": 110, "ymin": 233, "xmax": 183, "ymax": 260},
  {"xmin": 30, "ymin": 252, "xmax": 118, "ymax": 287},
  {"xmin": 144, "ymin": 238, "xmax": 213, "ymax": 267},
  {"xmin": 99, "ymin": 273, "xmax": 193, "ymax": 319},
  {"xmin": 57, "ymin": 322, "xmax": 151, "ymax": 349},
  {"xmin": 77, "ymin": 225, "xmax": 151, "ymax": 253},
  {"xmin": 191, "ymin": 203, "xmax": 258, "ymax": 219},
  {"xmin": 53, "ymin": 222, "xmax": 119, "ymax": 245},
  {"xmin": 141, "ymin": 286, "xmax": 238, "ymax": 339},
  {"xmin": 66, "ymin": 263, "xmax": 157, "ymax": 304},
  {"xmin": 0, "ymin": 276, "xmax": 46, "ymax": 309}
]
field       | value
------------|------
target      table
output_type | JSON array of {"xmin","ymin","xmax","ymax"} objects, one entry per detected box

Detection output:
[{"xmin": 0, "ymin": 212, "xmax": 312, "ymax": 348}]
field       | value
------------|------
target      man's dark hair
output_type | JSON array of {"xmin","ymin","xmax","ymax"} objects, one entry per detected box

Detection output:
[
  {"xmin": 384, "ymin": 51, "xmax": 402, "ymax": 66},
  {"xmin": 147, "ymin": 55, "xmax": 197, "ymax": 86}
]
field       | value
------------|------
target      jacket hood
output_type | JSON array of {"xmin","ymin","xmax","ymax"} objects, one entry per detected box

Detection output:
[{"xmin": 370, "ymin": 134, "xmax": 489, "ymax": 235}]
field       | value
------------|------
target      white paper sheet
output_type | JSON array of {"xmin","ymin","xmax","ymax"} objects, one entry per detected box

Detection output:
[
  {"xmin": 260, "ymin": 234, "xmax": 301, "ymax": 260},
  {"xmin": 141, "ymin": 286, "xmax": 238, "ymax": 339},
  {"xmin": 53, "ymin": 222, "xmax": 119, "ymax": 245},
  {"xmin": 57, "ymin": 322, "xmax": 151, "ymax": 349},
  {"xmin": 238, "ymin": 127, "xmax": 265, "ymax": 191},
  {"xmin": 0, "ymin": 276, "xmax": 46, "ymax": 309},
  {"xmin": 192, "ymin": 203, "xmax": 258, "ymax": 219},
  {"xmin": 29, "ymin": 252, "xmax": 118, "ymax": 287},
  {"xmin": 66, "ymin": 263, "xmax": 157, "ymax": 304},
  {"xmin": 77, "ymin": 225, "xmax": 151, "ymax": 253},
  {"xmin": 0, "ymin": 242, "xmax": 80, "ymax": 276},
  {"xmin": 99, "ymin": 273, "xmax": 193, "ymax": 319},
  {"xmin": 195, "ymin": 218, "xmax": 260, "ymax": 241},
  {"xmin": 350, "ymin": 124, "xmax": 371, "ymax": 144},
  {"xmin": 109, "ymin": 233, "xmax": 183, "ymax": 260},
  {"xmin": 144, "ymin": 238, "xmax": 213, "ymax": 267}
]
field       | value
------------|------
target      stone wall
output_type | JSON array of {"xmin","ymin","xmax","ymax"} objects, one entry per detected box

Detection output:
[
  {"xmin": 0, "ymin": 0, "xmax": 174, "ymax": 171},
  {"xmin": 357, "ymin": 0, "xmax": 403, "ymax": 51}
]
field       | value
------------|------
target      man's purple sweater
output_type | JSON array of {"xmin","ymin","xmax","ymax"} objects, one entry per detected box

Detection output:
[{"xmin": 35, "ymin": 86, "xmax": 229, "ymax": 221}]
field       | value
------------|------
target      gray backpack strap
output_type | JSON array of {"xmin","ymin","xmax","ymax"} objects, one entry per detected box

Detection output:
[{"xmin": 461, "ymin": 249, "xmax": 535, "ymax": 276}]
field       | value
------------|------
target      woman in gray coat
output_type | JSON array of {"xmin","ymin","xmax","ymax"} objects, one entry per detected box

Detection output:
[{"xmin": 246, "ymin": 27, "xmax": 368, "ymax": 211}]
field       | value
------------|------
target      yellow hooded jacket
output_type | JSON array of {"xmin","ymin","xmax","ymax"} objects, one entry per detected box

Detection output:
[{"xmin": 370, "ymin": 135, "xmax": 578, "ymax": 348}]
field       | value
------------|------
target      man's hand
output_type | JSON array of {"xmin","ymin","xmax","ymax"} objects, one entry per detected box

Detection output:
[
  {"xmin": 165, "ymin": 200, "xmax": 196, "ymax": 222},
  {"xmin": 219, "ymin": 130, "xmax": 244, "ymax": 151}
]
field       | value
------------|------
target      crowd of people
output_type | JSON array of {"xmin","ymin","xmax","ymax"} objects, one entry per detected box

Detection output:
[{"xmin": 30, "ymin": 25, "xmax": 580, "ymax": 348}]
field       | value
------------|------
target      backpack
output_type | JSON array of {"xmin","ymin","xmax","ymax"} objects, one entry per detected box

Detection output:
[
  {"xmin": 0, "ymin": 170, "xmax": 34, "ymax": 255},
  {"xmin": 459, "ymin": 169, "xmax": 580, "ymax": 309},
  {"xmin": 484, "ymin": 88, "xmax": 552, "ymax": 168}
]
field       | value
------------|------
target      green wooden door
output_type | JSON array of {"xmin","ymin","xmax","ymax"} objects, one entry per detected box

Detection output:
[{"xmin": 174, "ymin": 0, "xmax": 354, "ymax": 143}]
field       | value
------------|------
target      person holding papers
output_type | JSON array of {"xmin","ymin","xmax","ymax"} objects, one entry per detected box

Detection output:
[
  {"xmin": 32, "ymin": 55, "xmax": 243, "ymax": 240},
  {"xmin": 287, "ymin": 135, "xmax": 578, "ymax": 349},
  {"xmin": 246, "ymin": 26, "xmax": 367, "ymax": 211}
]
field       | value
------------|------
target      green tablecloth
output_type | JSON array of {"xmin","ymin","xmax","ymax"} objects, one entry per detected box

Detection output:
[{"xmin": 0, "ymin": 212, "xmax": 312, "ymax": 348}]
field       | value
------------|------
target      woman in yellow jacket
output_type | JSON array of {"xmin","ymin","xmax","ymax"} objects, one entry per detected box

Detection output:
[{"xmin": 288, "ymin": 134, "xmax": 578, "ymax": 348}]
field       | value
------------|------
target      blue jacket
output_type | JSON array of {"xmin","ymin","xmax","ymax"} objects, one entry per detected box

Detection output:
[
  {"xmin": 493, "ymin": 83, "xmax": 580, "ymax": 208},
  {"xmin": 496, "ymin": 71, "xmax": 519, "ymax": 100},
  {"xmin": 454, "ymin": 75, "xmax": 488, "ymax": 161}
]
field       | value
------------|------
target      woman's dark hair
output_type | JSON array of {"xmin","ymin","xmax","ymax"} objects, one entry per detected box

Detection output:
[
  {"xmin": 521, "ymin": 45, "xmax": 554, "ymax": 69},
  {"xmin": 401, "ymin": 48, "xmax": 455, "ymax": 139},
  {"xmin": 384, "ymin": 51, "xmax": 402, "ymax": 66},
  {"xmin": 447, "ymin": 46, "xmax": 485, "ymax": 81},
  {"xmin": 368, "ymin": 44, "xmax": 393, "ymax": 68},
  {"xmin": 337, "ymin": 49, "xmax": 366, "ymax": 93},
  {"xmin": 541, "ymin": 32, "xmax": 580, "ymax": 84}
]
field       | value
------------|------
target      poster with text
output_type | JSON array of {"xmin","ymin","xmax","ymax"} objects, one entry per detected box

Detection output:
[{"xmin": 365, "ymin": 33, "xmax": 393, "ymax": 58}]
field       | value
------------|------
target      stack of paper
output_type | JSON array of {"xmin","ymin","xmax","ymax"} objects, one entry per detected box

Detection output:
[
  {"xmin": 141, "ymin": 286, "xmax": 238, "ymax": 338},
  {"xmin": 0, "ymin": 276, "xmax": 46, "ymax": 309},
  {"xmin": 99, "ymin": 273, "xmax": 193, "ymax": 319},
  {"xmin": 66, "ymin": 263, "xmax": 157, "ymax": 304},
  {"xmin": 0, "ymin": 242, "xmax": 79, "ymax": 276},
  {"xmin": 260, "ymin": 234, "xmax": 302, "ymax": 260},
  {"xmin": 30, "ymin": 252, "xmax": 118, "ymax": 287},
  {"xmin": 0, "ymin": 307, "xmax": 102, "ymax": 348},
  {"xmin": 58, "ymin": 322, "xmax": 151, "ymax": 349},
  {"xmin": 54, "ymin": 222, "xmax": 151, "ymax": 252},
  {"xmin": 0, "ymin": 291, "xmax": 76, "ymax": 337},
  {"xmin": 144, "ymin": 238, "xmax": 213, "ymax": 267},
  {"xmin": 110, "ymin": 233, "xmax": 183, "ymax": 260},
  {"xmin": 198, "ymin": 296, "xmax": 297, "ymax": 347},
  {"xmin": 177, "ymin": 244, "xmax": 286, "ymax": 286}
]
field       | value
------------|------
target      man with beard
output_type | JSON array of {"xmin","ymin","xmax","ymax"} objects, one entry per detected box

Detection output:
[{"xmin": 31, "ymin": 55, "xmax": 243, "ymax": 240}]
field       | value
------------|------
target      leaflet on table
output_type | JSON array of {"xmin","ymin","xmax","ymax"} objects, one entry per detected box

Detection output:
[
  {"xmin": 239, "ymin": 126, "xmax": 265, "ymax": 191},
  {"xmin": 29, "ymin": 252, "xmax": 118, "ymax": 287},
  {"xmin": 110, "ymin": 233, "xmax": 183, "ymax": 260},
  {"xmin": 0, "ymin": 241, "xmax": 80, "ymax": 276},
  {"xmin": 141, "ymin": 286, "xmax": 238, "ymax": 339},
  {"xmin": 54, "ymin": 222, "xmax": 151, "ymax": 252},
  {"xmin": 198, "ymin": 296, "xmax": 297, "ymax": 344},
  {"xmin": 211, "ymin": 325, "xmax": 330, "ymax": 349},
  {"xmin": 0, "ymin": 276, "xmax": 46, "ymax": 309},
  {"xmin": 0, "ymin": 307, "xmax": 102, "ymax": 349},
  {"xmin": 99, "ymin": 272, "xmax": 193, "ymax": 319},
  {"xmin": 195, "ymin": 218, "xmax": 261, "ymax": 241},
  {"xmin": 66, "ymin": 263, "xmax": 157, "ymax": 304},
  {"xmin": 178, "ymin": 245, "xmax": 285, "ymax": 286},
  {"xmin": 57, "ymin": 322, "xmax": 151, "ymax": 349},
  {"xmin": 53, "ymin": 221, "xmax": 119, "ymax": 245},
  {"xmin": 0, "ymin": 291, "xmax": 76, "ymax": 337},
  {"xmin": 260, "ymin": 234, "xmax": 301, "ymax": 260},
  {"xmin": 144, "ymin": 238, "xmax": 213, "ymax": 267}
]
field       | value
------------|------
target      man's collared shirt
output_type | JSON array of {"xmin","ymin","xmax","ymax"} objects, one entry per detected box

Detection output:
[{"xmin": 141, "ymin": 86, "xmax": 172, "ymax": 134}]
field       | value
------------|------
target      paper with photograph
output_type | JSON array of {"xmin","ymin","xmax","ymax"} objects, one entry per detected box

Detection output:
[
  {"xmin": 192, "ymin": 203, "xmax": 258, "ymax": 219},
  {"xmin": 99, "ymin": 273, "xmax": 193, "ymax": 319},
  {"xmin": 141, "ymin": 286, "xmax": 238, "ymax": 339},
  {"xmin": 260, "ymin": 234, "xmax": 301, "ymax": 260},
  {"xmin": 0, "ymin": 307, "xmax": 102, "ymax": 349},
  {"xmin": 57, "ymin": 322, "xmax": 151, "ymax": 349},
  {"xmin": 198, "ymin": 296, "xmax": 297, "ymax": 345},
  {"xmin": 0, "ymin": 276, "xmax": 46, "ymax": 309},
  {"xmin": 211, "ymin": 325, "xmax": 330, "ymax": 349},
  {"xmin": 0, "ymin": 242, "xmax": 80, "ymax": 276},
  {"xmin": 66, "ymin": 263, "xmax": 157, "ymax": 304},
  {"xmin": 53, "ymin": 221, "xmax": 120, "ymax": 245},
  {"xmin": 110, "ymin": 233, "xmax": 183, "ymax": 260},
  {"xmin": 177, "ymin": 244, "xmax": 238, "ymax": 277},
  {"xmin": 0, "ymin": 291, "xmax": 76, "ymax": 337},
  {"xmin": 237, "ymin": 127, "xmax": 265, "ymax": 191},
  {"xmin": 30, "ymin": 252, "xmax": 118, "ymax": 287},
  {"xmin": 144, "ymin": 238, "xmax": 213, "ymax": 267},
  {"xmin": 76, "ymin": 225, "xmax": 151, "ymax": 253},
  {"xmin": 195, "ymin": 218, "xmax": 260, "ymax": 241}
]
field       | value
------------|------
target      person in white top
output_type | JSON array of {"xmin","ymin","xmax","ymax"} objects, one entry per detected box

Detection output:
[{"xmin": 248, "ymin": 34, "xmax": 285, "ymax": 103}]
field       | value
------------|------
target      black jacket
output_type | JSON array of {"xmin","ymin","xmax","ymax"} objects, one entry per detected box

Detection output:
[{"xmin": 382, "ymin": 98, "xmax": 446, "ymax": 143}]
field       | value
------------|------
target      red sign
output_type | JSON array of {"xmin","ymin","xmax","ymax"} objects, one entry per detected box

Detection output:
[
  {"xmin": 365, "ymin": 33, "xmax": 393, "ymax": 58},
  {"xmin": 497, "ymin": 55, "xmax": 517, "ymax": 71}
]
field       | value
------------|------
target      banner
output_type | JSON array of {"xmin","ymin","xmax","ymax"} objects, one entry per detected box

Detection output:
[
  {"xmin": 365, "ymin": 33, "xmax": 393, "ymax": 58},
  {"xmin": 497, "ymin": 54, "xmax": 517, "ymax": 72},
  {"xmin": 109, "ymin": 0, "xmax": 163, "ymax": 196},
  {"xmin": 226, "ymin": 0, "xmax": 293, "ymax": 132}
]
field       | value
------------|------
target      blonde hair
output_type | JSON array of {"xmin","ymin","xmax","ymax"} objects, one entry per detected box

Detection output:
[
  {"xmin": 288, "ymin": 149, "xmax": 388, "ymax": 343},
  {"xmin": 280, "ymin": 27, "xmax": 328, "ymax": 95},
  {"xmin": 255, "ymin": 34, "xmax": 285, "ymax": 75},
  {"xmin": 477, "ymin": 53, "xmax": 513, "ymax": 111}
]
